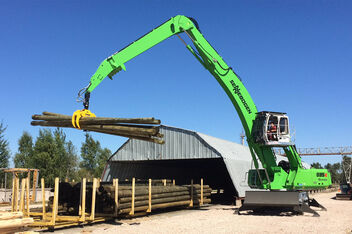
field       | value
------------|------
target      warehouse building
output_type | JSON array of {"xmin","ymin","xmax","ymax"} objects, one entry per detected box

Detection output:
[{"xmin": 102, "ymin": 125, "xmax": 291, "ymax": 197}]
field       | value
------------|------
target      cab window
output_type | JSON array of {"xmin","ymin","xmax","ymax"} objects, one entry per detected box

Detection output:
[{"xmin": 279, "ymin": 117, "xmax": 288, "ymax": 134}]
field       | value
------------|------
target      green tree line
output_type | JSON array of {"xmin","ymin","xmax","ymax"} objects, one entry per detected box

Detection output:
[{"xmin": 0, "ymin": 121, "xmax": 111, "ymax": 187}]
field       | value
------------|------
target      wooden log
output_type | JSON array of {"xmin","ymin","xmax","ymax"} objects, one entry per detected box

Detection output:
[
  {"xmin": 117, "ymin": 195, "xmax": 210, "ymax": 212},
  {"xmin": 31, "ymin": 122, "xmax": 164, "ymax": 144},
  {"xmin": 31, "ymin": 112, "xmax": 164, "ymax": 144},
  {"xmin": 31, "ymin": 119, "xmax": 160, "ymax": 134},
  {"xmin": 0, "ymin": 212, "xmax": 23, "ymax": 220},
  {"xmin": 109, "ymin": 179, "xmax": 172, "ymax": 185},
  {"xmin": 88, "ymin": 129, "xmax": 164, "ymax": 144},
  {"xmin": 0, "ymin": 217, "xmax": 33, "ymax": 229},
  {"xmin": 118, "ymin": 198, "xmax": 211, "ymax": 214},
  {"xmin": 38, "ymin": 112, "xmax": 161, "ymax": 124},
  {"xmin": 117, "ymin": 193, "xmax": 211, "ymax": 210},
  {"xmin": 102, "ymin": 184, "xmax": 210, "ymax": 197},
  {"xmin": 31, "ymin": 121, "xmax": 159, "ymax": 135},
  {"xmin": 31, "ymin": 121, "xmax": 163, "ymax": 140},
  {"xmin": 53, "ymin": 182, "xmax": 211, "ymax": 215},
  {"xmin": 33, "ymin": 115, "xmax": 161, "ymax": 126},
  {"xmin": 82, "ymin": 183, "xmax": 209, "ymax": 194},
  {"xmin": 119, "ymin": 189, "xmax": 212, "ymax": 203}
]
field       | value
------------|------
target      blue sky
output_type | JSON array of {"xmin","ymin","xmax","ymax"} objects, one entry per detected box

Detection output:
[{"xmin": 1, "ymin": 1, "xmax": 351, "ymax": 166}]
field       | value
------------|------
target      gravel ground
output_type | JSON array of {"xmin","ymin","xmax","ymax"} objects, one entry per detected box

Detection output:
[{"xmin": 50, "ymin": 191, "xmax": 352, "ymax": 234}]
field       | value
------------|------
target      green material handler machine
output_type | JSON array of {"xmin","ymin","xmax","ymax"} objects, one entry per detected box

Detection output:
[{"xmin": 75, "ymin": 15, "xmax": 331, "ymax": 216}]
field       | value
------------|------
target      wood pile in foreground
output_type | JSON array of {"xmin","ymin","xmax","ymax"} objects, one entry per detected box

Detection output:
[
  {"xmin": 31, "ymin": 112, "xmax": 164, "ymax": 144},
  {"xmin": 52, "ymin": 180, "xmax": 211, "ymax": 217},
  {"xmin": 0, "ymin": 211, "xmax": 35, "ymax": 233}
]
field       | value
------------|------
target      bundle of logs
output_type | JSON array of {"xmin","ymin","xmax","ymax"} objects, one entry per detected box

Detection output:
[
  {"xmin": 0, "ymin": 211, "xmax": 34, "ymax": 233},
  {"xmin": 31, "ymin": 112, "xmax": 164, "ymax": 144},
  {"xmin": 51, "ymin": 180, "xmax": 211, "ymax": 216}
]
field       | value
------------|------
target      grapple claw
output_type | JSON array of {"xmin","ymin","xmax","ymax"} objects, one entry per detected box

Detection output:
[{"xmin": 72, "ymin": 109, "xmax": 96, "ymax": 129}]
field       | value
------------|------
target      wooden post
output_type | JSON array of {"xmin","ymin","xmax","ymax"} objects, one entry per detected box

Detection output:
[
  {"xmin": 89, "ymin": 178, "xmax": 97, "ymax": 220},
  {"xmin": 26, "ymin": 176, "xmax": 30, "ymax": 216},
  {"xmin": 41, "ymin": 178, "xmax": 46, "ymax": 220},
  {"xmin": 32, "ymin": 169, "xmax": 38, "ymax": 202},
  {"xmin": 163, "ymin": 179, "xmax": 166, "ymax": 186},
  {"xmin": 11, "ymin": 175, "xmax": 15, "ymax": 212},
  {"xmin": 113, "ymin": 179, "xmax": 118, "ymax": 217},
  {"xmin": 12, "ymin": 175, "xmax": 19, "ymax": 212},
  {"xmin": 189, "ymin": 179, "xmax": 193, "ymax": 207},
  {"xmin": 51, "ymin": 178, "xmax": 59, "ymax": 226},
  {"xmin": 4, "ymin": 172, "xmax": 7, "ymax": 202},
  {"xmin": 200, "ymin": 178, "xmax": 204, "ymax": 205},
  {"xmin": 147, "ymin": 179, "xmax": 152, "ymax": 213},
  {"xmin": 15, "ymin": 176, "xmax": 19, "ymax": 212},
  {"xmin": 172, "ymin": 179, "xmax": 175, "ymax": 186},
  {"xmin": 80, "ymin": 178, "xmax": 86, "ymax": 222},
  {"xmin": 129, "ymin": 178, "xmax": 135, "ymax": 215},
  {"xmin": 19, "ymin": 178, "xmax": 26, "ymax": 212}
]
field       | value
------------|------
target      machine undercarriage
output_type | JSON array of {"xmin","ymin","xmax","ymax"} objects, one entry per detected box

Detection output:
[{"xmin": 238, "ymin": 191, "xmax": 326, "ymax": 216}]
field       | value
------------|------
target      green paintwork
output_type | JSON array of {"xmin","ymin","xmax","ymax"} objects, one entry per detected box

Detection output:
[{"xmin": 83, "ymin": 15, "xmax": 331, "ymax": 190}]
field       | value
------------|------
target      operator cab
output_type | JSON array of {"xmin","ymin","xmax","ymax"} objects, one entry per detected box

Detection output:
[{"xmin": 252, "ymin": 111, "xmax": 292, "ymax": 146}]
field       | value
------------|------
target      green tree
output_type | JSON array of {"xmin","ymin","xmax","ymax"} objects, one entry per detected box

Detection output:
[
  {"xmin": 324, "ymin": 162, "xmax": 342, "ymax": 184},
  {"xmin": 0, "ymin": 122, "xmax": 10, "ymax": 169},
  {"xmin": 52, "ymin": 128, "xmax": 78, "ymax": 180},
  {"xmin": 65, "ymin": 140, "xmax": 79, "ymax": 180},
  {"xmin": 30, "ymin": 128, "xmax": 79, "ymax": 186},
  {"xmin": 341, "ymin": 156, "xmax": 351, "ymax": 183},
  {"xmin": 0, "ymin": 122, "xmax": 10, "ymax": 184},
  {"xmin": 14, "ymin": 131, "xmax": 33, "ymax": 168},
  {"xmin": 32, "ymin": 129, "xmax": 57, "ymax": 186},
  {"xmin": 96, "ymin": 148, "xmax": 111, "ymax": 177},
  {"xmin": 80, "ymin": 133, "xmax": 111, "ymax": 178},
  {"xmin": 311, "ymin": 162, "xmax": 323, "ymax": 169}
]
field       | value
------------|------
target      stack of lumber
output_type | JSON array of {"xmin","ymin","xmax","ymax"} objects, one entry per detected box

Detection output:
[
  {"xmin": 31, "ymin": 112, "xmax": 164, "ymax": 144},
  {"xmin": 0, "ymin": 211, "xmax": 34, "ymax": 233},
  {"xmin": 52, "ymin": 181, "xmax": 211, "ymax": 216}
]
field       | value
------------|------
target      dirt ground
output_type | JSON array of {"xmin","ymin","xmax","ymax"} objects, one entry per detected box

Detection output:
[{"xmin": 50, "ymin": 191, "xmax": 351, "ymax": 234}]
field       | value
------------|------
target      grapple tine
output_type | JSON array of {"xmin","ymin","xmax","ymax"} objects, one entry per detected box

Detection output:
[{"xmin": 71, "ymin": 109, "xmax": 96, "ymax": 129}]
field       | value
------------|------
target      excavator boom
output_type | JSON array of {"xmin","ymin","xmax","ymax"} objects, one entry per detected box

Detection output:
[{"xmin": 78, "ymin": 15, "xmax": 331, "ymax": 215}]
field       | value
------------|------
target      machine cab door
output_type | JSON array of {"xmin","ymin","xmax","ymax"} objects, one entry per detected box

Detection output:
[{"xmin": 252, "ymin": 111, "xmax": 292, "ymax": 146}]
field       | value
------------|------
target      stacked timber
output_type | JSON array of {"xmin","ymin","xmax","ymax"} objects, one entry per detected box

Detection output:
[
  {"xmin": 0, "ymin": 211, "xmax": 34, "ymax": 233},
  {"xmin": 31, "ymin": 112, "xmax": 164, "ymax": 144},
  {"xmin": 51, "ymin": 181, "xmax": 211, "ymax": 216}
]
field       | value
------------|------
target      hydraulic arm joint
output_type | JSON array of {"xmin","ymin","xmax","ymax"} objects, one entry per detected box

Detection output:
[{"xmin": 83, "ymin": 92, "xmax": 90, "ymax": 110}]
